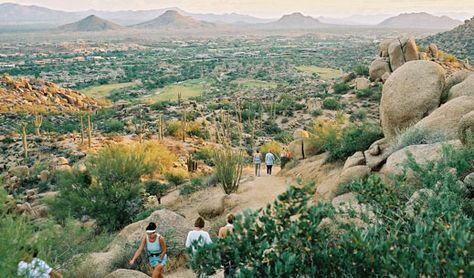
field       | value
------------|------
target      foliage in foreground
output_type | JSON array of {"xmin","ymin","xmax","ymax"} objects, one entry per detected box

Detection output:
[
  {"xmin": 50, "ymin": 142, "xmax": 174, "ymax": 231},
  {"xmin": 189, "ymin": 144, "xmax": 473, "ymax": 277}
]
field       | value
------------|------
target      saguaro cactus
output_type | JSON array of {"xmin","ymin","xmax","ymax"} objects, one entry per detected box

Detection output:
[
  {"xmin": 21, "ymin": 123, "xmax": 28, "ymax": 159},
  {"xmin": 181, "ymin": 111, "xmax": 187, "ymax": 142},
  {"xmin": 187, "ymin": 156, "xmax": 198, "ymax": 173},
  {"xmin": 87, "ymin": 114, "xmax": 93, "ymax": 148},
  {"xmin": 34, "ymin": 114, "xmax": 43, "ymax": 136},
  {"xmin": 80, "ymin": 114, "xmax": 85, "ymax": 144},
  {"xmin": 157, "ymin": 114, "xmax": 164, "ymax": 140},
  {"xmin": 178, "ymin": 92, "xmax": 182, "ymax": 107}
]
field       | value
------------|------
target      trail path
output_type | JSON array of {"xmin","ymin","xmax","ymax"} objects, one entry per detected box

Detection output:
[{"xmin": 164, "ymin": 166, "xmax": 294, "ymax": 278}]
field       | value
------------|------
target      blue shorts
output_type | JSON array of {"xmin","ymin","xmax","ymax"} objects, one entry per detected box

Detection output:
[{"xmin": 149, "ymin": 254, "xmax": 168, "ymax": 267}]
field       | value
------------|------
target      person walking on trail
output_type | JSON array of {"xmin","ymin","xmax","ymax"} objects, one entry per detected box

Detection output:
[
  {"xmin": 265, "ymin": 151, "xmax": 276, "ymax": 176},
  {"xmin": 129, "ymin": 222, "xmax": 167, "ymax": 278},
  {"xmin": 218, "ymin": 214, "xmax": 236, "ymax": 278},
  {"xmin": 17, "ymin": 246, "xmax": 63, "ymax": 278},
  {"xmin": 253, "ymin": 150, "xmax": 262, "ymax": 177},
  {"xmin": 186, "ymin": 217, "xmax": 212, "ymax": 278}
]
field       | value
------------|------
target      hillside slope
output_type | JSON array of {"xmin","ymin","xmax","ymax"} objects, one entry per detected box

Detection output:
[
  {"xmin": 378, "ymin": 12, "xmax": 462, "ymax": 29},
  {"xmin": 0, "ymin": 75, "xmax": 101, "ymax": 112},
  {"xmin": 135, "ymin": 10, "xmax": 215, "ymax": 29},
  {"xmin": 57, "ymin": 15, "xmax": 124, "ymax": 32}
]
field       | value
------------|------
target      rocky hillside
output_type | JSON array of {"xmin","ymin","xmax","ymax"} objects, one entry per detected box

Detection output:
[
  {"xmin": 57, "ymin": 15, "xmax": 124, "ymax": 32},
  {"xmin": 0, "ymin": 75, "xmax": 101, "ymax": 112},
  {"xmin": 135, "ymin": 10, "xmax": 215, "ymax": 29},
  {"xmin": 421, "ymin": 16, "xmax": 474, "ymax": 62},
  {"xmin": 378, "ymin": 12, "xmax": 462, "ymax": 30}
]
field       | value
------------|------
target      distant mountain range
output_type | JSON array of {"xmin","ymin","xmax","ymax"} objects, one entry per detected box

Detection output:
[
  {"xmin": 58, "ymin": 15, "xmax": 123, "ymax": 32},
  {"xmin": 134, "ymin": 10, "xmax": 215, "ymax": 29},
  {"xmin": 261, "ymin": 12, "xmax": 324, "ymax": 29},
  {"xmin": 0, "ymin": 2, "xmax": 469, "ymax": 32},
  {"xmin": 378, "ymin": 12, "xmax": 462, "ymax": 29}
]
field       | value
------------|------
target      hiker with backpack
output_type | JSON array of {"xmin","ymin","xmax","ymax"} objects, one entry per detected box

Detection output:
[{"xmin": 129, "ymin": 222, "xmax": 167, "ymax": 278}]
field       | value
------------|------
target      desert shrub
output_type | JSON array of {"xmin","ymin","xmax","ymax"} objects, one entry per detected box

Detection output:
[
  {"xmin": 262, "ymin": 120, "xmax": 282, "ymax": 135},
  {"xmin": 308, "ymin": 116, "xmax": 345, "ymax": 151},
  {"xmin": 351, "ymin": 109, "xmax": 367, "ymax": 121},
  {"xmin": 322, "ymin": 97, "xmax": 342, "ymax": 110},
  {"xmin": 193, "ymin": 147, "xmax": 214, "ymax": 166},
  {"xmin": 259, "ymin": 140, "xmax": 282, "ymax": 157},
  {"xmin": 310, "ymin": 108, "xmax": 323, "ymax": 117},
  {"xmin": 166, "ymin": 120, "xmax": 207, "ymax": 140},
  {"xmin": 164, "ymin": 168, "xmax": 188, "ymax": 186},
  {"xmin": 103, "ymin": 119, "xmax": 124, "ymax": 133},
  {"xmin": 355, "ymin": 88, "xmax": 372, "ymax": 99},
  {"xmin": 144, "ymin": 180, "xmax": 171, "ymax": 204},
  {"xmin": 388, "ymin": 127, "xmax": 448, "ymax": 154},
  {"xmin": 49, "ymin": 142, "xmax": 173, "ymax": 231},
  {"xmin": 439, "ymin": 50, "xmax": 457, "ymax": 63},
  {"xmin": 180, "ymin": 177, "xmax": 204, "ymax": 196},
  {"xmin": 353, "ymin": 64, "xmax": 370, "ymax": 76},
  {"xmin": 212, "ymin": 148, "xmax": 244, "ymax": 194},
  {"xmin": 190, "ymin": 143, "xmax": 473, "ymax": 277},
  {"xmin": 333, "ymin": 82, "xmax": 351, "ymax": 94},
  {"xmin": 274, "ymin": 131, "xmax": 293, "ymax": 144},
  {"xmin": 324, "ymin": 122, "xmax": 383, "ymax": 161},
  {"xmin": 151, "ymin": 100, "xmax": 174, "ymax": 111}
]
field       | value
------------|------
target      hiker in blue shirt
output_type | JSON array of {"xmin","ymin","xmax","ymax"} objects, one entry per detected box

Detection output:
[
  {"xmin": 265, "ymin": 152, "xmax": 276, "ymax": 176},
  {"xmin": 253, "ymin": 150, "xmax": 262, "ymax": 177}
]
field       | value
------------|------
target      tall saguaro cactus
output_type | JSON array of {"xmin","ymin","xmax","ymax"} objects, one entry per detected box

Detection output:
[
  {"xmin": 87, "ymin": 114, "xmax": 93, "ymax": 148},
  {"xmin": 21, "ymin": 123, "xmax": 28, "ymax": 159},
  {"xmin": 157, "ymin": 114, "xmax": 165, "ymax": 140},
  {"xmin": 80, "ymin": 114, "xmax": 85, "ymax": 144},
  {"xmin": 34, "ymin": 114, "xmax": 43, "ymax": 136}
]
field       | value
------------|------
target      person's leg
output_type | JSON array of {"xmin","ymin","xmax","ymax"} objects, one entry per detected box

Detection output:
[
  {"xmin": 152, "ymin": 264, "xmax": 163, "ymax": 278},
  {"xmin": 257, "ymin": 163, "xmax": 261, "ymax": 176},
  {"xmin": 269, "ymin": 165, "xmax": 273, "ymax": 175},
  {"xmin": 254, "ymin": 163, "xmax": 258, "ymax": 176}
]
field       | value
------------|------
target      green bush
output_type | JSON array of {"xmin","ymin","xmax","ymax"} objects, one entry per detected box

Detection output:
[
  {"xmin": 274, "ymin": 131, "xmax": 293, "ymax": 144},
  {"xmin": 144, "ymin": 180, "xmax": 171, "ymax": 204},
  {"xmin": 333, "ymin": 82, "xmax": 351, "ymax": 94},
  {"xmin": 213, "ymin": 148, "xmax": 244, "ymax": 194},
  {"xmin": 189, "ymin": 143, "xmax": 474, "ymax": 277},
  {"xmin": 310, "ymin": 108, "xmax": 323, "ymax": 117},
  {"xmin": 353, "ymin": 64, "xmax": 369, "ymax": 76},
  {"xmin": 49, "ymin": 144, "xmax": 159, "ymax": 231},
  {"xmin": 103, "ymin": 119, "xmax": 124, "ymax": 133},
  {"xmin": 164, "ymin": 170, "xmax": 188, "ymax": 186},
  {"xmin": 322, "ymin": 98, "xmax": 342, "ymax": 110},
  {"xmin": 355, "ymin": 88, "xmax": 372, "ymax": 99},
  {"xmin": 324, "ymin": 123, "xmax": 383, "ymax": 161},
  {"xmin": 180, "ymin": 177, "xmax": 204, "ymax": 196},
  {"xmin": 388, "ymin": 127, "xmax": 447, "ymax": 154}
]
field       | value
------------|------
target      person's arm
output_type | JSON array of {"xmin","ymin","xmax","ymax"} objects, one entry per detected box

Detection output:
[
  {"xmin": 185, "ymin": 232, "xmax": 192, "ymax": 248},
  {"xmin": 206, "ymin": 232, "xmax": 212, "ymax": 244},
  {"xmin": 159, "ymin": 236, "xmax": 167, "ymax": 261},
  {"xmin": 218, "ymin": 227, "xmax": 227, "ymax": 238},
  {"xmin": 49, "ymin": 270, "xmax": 63, "ymax": 278},
  {"xmin": 129, "ymin": 237, "xmax": 146, "ymax": 265}
]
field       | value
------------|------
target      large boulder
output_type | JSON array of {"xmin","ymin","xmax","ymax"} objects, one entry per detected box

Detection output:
[
  {"xmin": 343, "ymin": 151, "xmax": 366, "ymax": 170},
  {"xmin": 388, "ymin": 37, "xmax": 419, "ymax": 71},
  {"xmin": 288, "ymin": 138, "xmax": 319, "ymax": 160},
  {"xmin": 338, "ymin": 165, "xmax": 371, "ymax": 185},
  {"xmin": 458, "ymin": 111, "xmax": 474, "ymax": 145},
  {"xmin": 364, "ymin": 138, "xmax": 392, "ymax": 170},
  {"xmin": 369, "ymin": 58, "xmax": 391, "ymax": 81},
  {"xmin": 105, "ymin": 269, "xmax": 150, "ymax": 278},
  {"xmin": 380, "ymin": 61, "xmax": 446, "ymax": 139},
  {"xmin": 83, "ymin": 209, "xmax": 191, "ymax": 276},
  {"xmin": 445, "ymin": 70, "xmax": 473, "ymax": 93},
  {"xmin": 448, "ymin": 74, "xmax": 474, "ymax": 100},
  {"xmin": 413, "ymin": 96, "xmax": 474, "ymax": 140},
  {"xmin": 198, "ymin": 194, "xmax": 225, "ymax": 220},
  {"xmin": 355, "ymin": 77, "xmax": 371, "ymax": 90},
  {"xmin": 425, "ymin": 44, "xmax": 439, "ymax": 60},
  {"xmin": 380, "ymin": 140, "xmax": 462, "ymax": 178},
  {"xmin": 379, "ymin": 39, "xmax": 394, "ymax": 57}
]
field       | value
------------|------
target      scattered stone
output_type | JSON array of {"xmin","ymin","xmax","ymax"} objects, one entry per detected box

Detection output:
[
  {"xmin": 369, "ymin": 58, "xmax": 391, "ymax": 81},
  {"xmin": 105, "ymin": 269, "xmax": 151, "ymax": 278},
  {"xmin": 343, "ymin": 151, "xmax": 366, "ymax": 170},
  {"xmin": 355, "ymin": 77, "xmax": 371, "ymax": 90},
  {"xmin": 198, "ymin": 194, "xmax": 226, "ymax": 220}
]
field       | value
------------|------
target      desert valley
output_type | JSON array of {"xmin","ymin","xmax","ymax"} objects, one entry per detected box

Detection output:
[{"xmin": 0, "ymin": 1, "xmax": 473, "ymax": 277}]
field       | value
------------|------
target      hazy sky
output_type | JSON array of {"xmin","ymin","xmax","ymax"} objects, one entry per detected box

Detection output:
[{"xmin": 3, "ymin": 0, "xmax": 474, "ymax": 18}]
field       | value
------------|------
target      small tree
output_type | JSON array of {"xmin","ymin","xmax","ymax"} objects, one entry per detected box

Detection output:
[{"xmin": 213, "ymin": 147, "xmax": 244, "ymax": 194}]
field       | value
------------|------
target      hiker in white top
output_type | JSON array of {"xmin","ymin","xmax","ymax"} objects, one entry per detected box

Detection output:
[
  {"xmin": 265, "ymin": 152, "xmax": 276, "ymax": 176},
  {"xmin": 218, "ymin": 214, "xmax": 236, "ymax": 278},
  {"xmin": 17, "ymin": 246, "xmax": 63, "ymax": 278},
  {"xmin": 253, "ymin": 150, "xmax": 262, "ymax": 177},
  {"xmin": 186, "ymin": 217, "xmax": 212, "ymax": 278}
]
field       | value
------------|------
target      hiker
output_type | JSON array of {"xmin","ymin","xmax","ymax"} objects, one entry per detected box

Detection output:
[
  {"xmin": 17, "ymin": 246, "xmax": 63, "ymax": 278},
  {"xmin": 129, "ymin": 222, "xmax": 167, "ymax": 278},
  {"xmin": 253, "ymin": 150, "xmax": 262, "ymax": 177},
  {"xmin": 280, "ymin": 148, "xmax": 290, "ymax": 169},
  {"xmin": 265, "ymin": 151, "xmax": 276, "ymax": 176},
  {"xmin": 186, "ymin": 217, "xmax": 212, "ymax": 278},
  {"xmin": 218, "ymin": 214, "xmax": 236, "ymax": 277}
]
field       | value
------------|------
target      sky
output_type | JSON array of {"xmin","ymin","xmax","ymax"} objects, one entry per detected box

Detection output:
[{"xmin": 2, "ymin": 0, "xmax": 474, "ymax": 18}]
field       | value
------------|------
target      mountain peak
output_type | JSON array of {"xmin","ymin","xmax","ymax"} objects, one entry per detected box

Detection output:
[
  {"xmin": 135, "ymin": 10, "xmax": 215, "ymax": 29},
  {"xmin": 58, "ymin": 15, "xmax": 123, "ymax": 32},
  {"xmin": 378, "ymin": 12, "xmax": 462, "ymax": 29}
]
